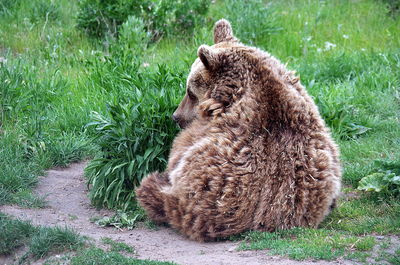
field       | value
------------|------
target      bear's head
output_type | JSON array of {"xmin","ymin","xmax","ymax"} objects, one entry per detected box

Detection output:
[{"xmin": 172, "ymin": 19, "xmax": 251, "ymax": 129}]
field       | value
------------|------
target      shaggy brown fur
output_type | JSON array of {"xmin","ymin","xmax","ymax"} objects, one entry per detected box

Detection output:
[{"xmin": 136, "ymin": 19, "xmax": 341, "ymax": 242}]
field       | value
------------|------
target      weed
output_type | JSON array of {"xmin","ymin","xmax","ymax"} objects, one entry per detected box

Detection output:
[
  {"xmin": 94, "ymin": 209, "xmax": 146, "ymax": 230},
  {"xmin": 119, "ymin": 16, "xmax": 150, "ymax": 54}
]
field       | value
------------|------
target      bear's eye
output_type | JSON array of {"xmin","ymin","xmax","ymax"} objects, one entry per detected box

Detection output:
[{"xmin": 187, "ymin": 89, "xmax": 197, "ymax": 101}]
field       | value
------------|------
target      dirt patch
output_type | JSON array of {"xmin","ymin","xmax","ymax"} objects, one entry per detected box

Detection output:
[{"xmin": 1, "ymin": 162, "xmax": 355, "ymax": 265}]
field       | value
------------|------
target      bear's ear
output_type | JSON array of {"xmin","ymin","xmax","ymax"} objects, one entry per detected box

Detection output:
[
  {"xmin": 214, "ymin": 19, "xmax": 237, "ymax": 44},
  {"xmin": 198, "ymin": 45, "xmax": 219, "ymax": 70}
]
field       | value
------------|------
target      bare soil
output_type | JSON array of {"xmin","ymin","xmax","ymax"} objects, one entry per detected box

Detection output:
[{"xmin": 0, "ymin": 162, "xmax": 356, "ymax": 265}]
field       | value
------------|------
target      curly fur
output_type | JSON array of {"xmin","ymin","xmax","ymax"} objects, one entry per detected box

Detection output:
[{"xmin": 136, "ymin": 19, "xmax": 341, "ymax": 242}]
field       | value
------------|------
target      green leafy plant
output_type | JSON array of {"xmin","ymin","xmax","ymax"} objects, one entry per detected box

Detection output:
[
  {"xmin": 118, "ymin": 16, "xmax": 150, "ymax": 54},
  {"xmin": 358, "ymin": 171, "xmax": 400, "ymax": 196},
  {"xmin": 76, "ymin": 0, "xmax": 146, "ymax": 39},
  {"xmin": 76, "ymin": 0, "xmax": 210, "ymax": 40},
  {"xmin": 358, "ymin": 159, "xmax": 400, "ymax": 197},
  {"xmin": 85, "ymin": 64, "xmax": 183, "ymax": 210},
  {"xmin": 94, "ymin": 210, "xmax": 146, "ymax": 230}
]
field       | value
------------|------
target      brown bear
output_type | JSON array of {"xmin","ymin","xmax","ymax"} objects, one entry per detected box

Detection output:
[{"xmin": 136, "ymin": 19, "xmax": 341, "ymax": 242}]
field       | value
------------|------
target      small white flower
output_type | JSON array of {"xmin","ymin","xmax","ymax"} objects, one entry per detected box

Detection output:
[
  {"xmin": 304, "ymin": 36, "xmax": 312, "ymax": 42},
  {"xmin": 361, "ymin": 48, "xmax": 366, "ymax": 52},
  {"xmin": 324, "ymin": 42, "xmax": 336, "ymax": 51},
  {"xmin": 143, "ymin": 62, "xmax": 150, "ymax": 67},
  {"xmin": 343, "ymin": 34, "xmax": 349, "ymax": 39},
  {"xmin": 317, "ymin": 48, "xmax": 322, "ymax": 53}
]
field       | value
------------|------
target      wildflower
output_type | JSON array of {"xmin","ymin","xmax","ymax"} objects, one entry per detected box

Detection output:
[
  {"xmin": 304, "ymin": 36, "xmax": 312, "ymax": 42},
  {"xmin": 324, "ymin": 42, "xmax": 336, "ymax": 51},
  {"xmin": 343, "ymin": 34, "xmax": 349, "ymax": 39},
  {"xmin": 317, "ymin": 48, "xmax": 322, "ymax": 53}
]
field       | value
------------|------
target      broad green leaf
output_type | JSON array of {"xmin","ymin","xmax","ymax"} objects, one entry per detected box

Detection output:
[{"xmin": 357, "ymin": 173, "xmax": 388, "ymax": 192}]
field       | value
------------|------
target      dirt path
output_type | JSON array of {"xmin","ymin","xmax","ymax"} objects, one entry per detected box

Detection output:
[{"xmin": 0, "ymin": 162, "xmax": 353, "ymax": 265}]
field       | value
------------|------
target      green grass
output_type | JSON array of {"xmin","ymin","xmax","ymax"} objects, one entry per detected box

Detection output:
[
  {"xmin": 0, "ymin": 213, "xmax": 173, "ymax": 264},
  {"xmin": 323, "ymin": 197, "xmax": 400, "ymax": 235},
  {"xmin": 1, "ymin": 0, "xmax": 400, "ymax": 262},
  {"xmin": 240, "ymin": 227, "xmax": 376, "ymax": 261},
  {"xmin": 101, "ymin": 237, "xmax": 135, "ymax": 253},
  {"xmin": 70, "ymin": 247, "xmax": 176, "ymax": 265},
  {"xmin": 25, "ymin": 226, "xmax": 86, "ymax": 260},
  {"xmin": 0, "ymin": 213, "xmax": 86, "ymax": 259},
  {"xmin": 0, "ymin": 213, "xmax": 37, "ymax": 255}
]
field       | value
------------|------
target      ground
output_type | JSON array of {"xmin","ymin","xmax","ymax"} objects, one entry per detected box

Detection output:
[{"xmin": 0, "ymin": 162, "xmax": 358, "ymax": 265}]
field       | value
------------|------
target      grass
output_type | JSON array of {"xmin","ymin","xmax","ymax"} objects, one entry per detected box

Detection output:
[
  {"xmin": 0, "ymin": 213, "xmax": 37, "ymax": 255},
  {"xmin": 69, "ymin": 247, "xmax": 176, "ymax": 265},
  {"xmin": 0, "ymin": 213, "xmax": 170, "ymax": 264},
  {"xmin": 101, "ymin": 237, "xmax": 135, "ymax": 253},
  {"xmin": 323, "ymin": 197, "xmax": 400, "ymax": 235},
  {"xmin": 27, "ymin": 226, "xmax": 86, "ymax": 259},
  {"xmin": 0, "ymin": 213, "xmax": 86, "ymax": 259},
  {"xmin": 0, "ymin": 0, "xmax": 399, "ymax": 263},
  {"xmin": 239, "ymin": 227, "xmax": 376, "ymax": 261}
]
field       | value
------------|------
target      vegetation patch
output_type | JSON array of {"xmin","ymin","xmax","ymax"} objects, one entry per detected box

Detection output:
[
  {"xmin": 85, "ymin": 64, "xmax": 183, "ymax": 210},
  {"xmin": 70, "ymin": 247, "xmax": 175, "ymax": 265},
  {"xmin": 101, "ymin": 237, "xmax": 134, "ymax": 253},
  {"xmin": 240, "ymin": 228, "xmax": 376, "ymax": 261},
  {"xmin": 0, "ymin": 213, "xmax": 86, "ymax": 261},
  {"xmin": 76, "ymin": 0, "xmax": 210, "ymax": 39},
  {"xmin": 0, "ymin": 213, "xmax": 37, "ymax": 255},
  {"xmin": 323, "ymin": 197, "xmax": 400, "ymax": 235}
]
